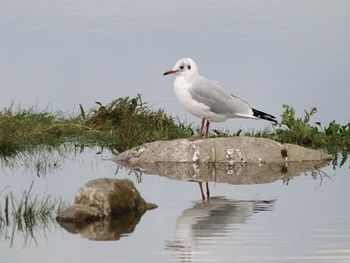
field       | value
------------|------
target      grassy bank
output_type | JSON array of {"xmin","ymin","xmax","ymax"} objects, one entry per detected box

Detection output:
[
  {"xmin": 0, "ymin": 95, "xmax": 349, "ymax": 161},
  {"xmin": 0, "ymin": 95, "xmax": 192, "ymax": 156}
]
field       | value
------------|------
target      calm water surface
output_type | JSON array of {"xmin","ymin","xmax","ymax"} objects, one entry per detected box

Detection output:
[
  {"xmin": 0, "ymin": 149, "xmax": 349, "ymax": 262},
  {"xmin": 1, "ymin": 1, "xmax": 350, "ymax": 262}
]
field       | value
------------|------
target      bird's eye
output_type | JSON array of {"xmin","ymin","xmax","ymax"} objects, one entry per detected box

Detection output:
[
  {"xmin": 188, "ymin": 65, "xmax": 191, "ymax": 70},
  {"xmin": 179, "ymin": 65, "xmax": 184, "ymax": 70}
]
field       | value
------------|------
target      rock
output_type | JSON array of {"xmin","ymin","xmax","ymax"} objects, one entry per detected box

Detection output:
[
  {"xmin": 114, "ymin": 137, "xmax": 332, "ymax": 164},
  {"xmin": 56, "ymin": 178, "xmax": 157, "ymax": 226},
  {"xmin": 74, "ymin": 178, "xmax": 157, "ymax": 217},
  {"xmin": 113, "ymin": 137, "xmax": 332, "ymax": 186},
  {"xmin": 56, "ymin": 204, "xmax": 102, "ymax": 223}
]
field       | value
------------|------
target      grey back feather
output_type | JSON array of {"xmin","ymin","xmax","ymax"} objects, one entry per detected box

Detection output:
[{"xmin": 189, "ymin": 76, "xmax": 253, "ymax": 117}]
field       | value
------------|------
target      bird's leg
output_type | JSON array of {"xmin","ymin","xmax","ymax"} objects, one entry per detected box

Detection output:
[
  {"xmin": 198, "ymin": 182, "xmax": 205, "ymax": 200},
  {"xmin": 205, "ymin": 182, "xmax": 210, "ymax": 199},
  {"xmin": 199, "ymin": 118, "xmax": 205, "ymax": 139},
  {"xmin": 205, "ymin": 120, "xmax": 210, "ymax": 138}
]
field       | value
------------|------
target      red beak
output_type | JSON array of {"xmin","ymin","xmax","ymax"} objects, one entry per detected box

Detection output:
[{"xmin": 163, "ymin": 69, "xmax": 178, "ymax": 76}]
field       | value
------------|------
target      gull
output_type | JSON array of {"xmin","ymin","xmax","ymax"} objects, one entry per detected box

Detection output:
[{"xmin": 163, "ymin": 57, "xmax": 277, "ymax": 139}]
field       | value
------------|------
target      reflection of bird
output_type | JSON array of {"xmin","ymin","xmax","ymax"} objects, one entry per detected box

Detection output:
[
  {"xmin": 166, "ymin": 197, "xmax": 275, "ymax": 262},
  {"xmin": 163, "ymin": 57, "xmax": 277, "ymax": 139}
]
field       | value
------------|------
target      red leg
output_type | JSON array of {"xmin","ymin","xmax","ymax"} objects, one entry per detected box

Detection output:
[
  {"xmin": 205, "ymin": 120, "xmax": 210, "ymax": 138},
  {"xmin": 199, "ymin": 118, "xmax": 205, "ymax": 139},
  {"xmin": 198, "ymin": 182, "xmax": 205, "ymax": 200}
]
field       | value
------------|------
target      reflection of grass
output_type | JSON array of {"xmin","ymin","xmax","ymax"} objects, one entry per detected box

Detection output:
[
  {"xmin": 0, "ymin": 95, "xmax": 349, "ymax": 163},
  {"xmin": 0, "ymin": 148, "xmax": 66, "ymax": 177},
  {"xmin": 0, "ymin": 182, "xmax": 65, "ymax": 246}
]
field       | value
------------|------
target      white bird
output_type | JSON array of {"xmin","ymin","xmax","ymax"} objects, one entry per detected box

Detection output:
[{"xmin": 163, "ymin": 57, "xmax": 277, "ymax": 138}]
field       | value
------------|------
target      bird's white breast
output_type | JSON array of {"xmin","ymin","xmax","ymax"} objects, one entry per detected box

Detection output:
[{"xmin": 174, "ymin": 76, "xmax": 223, "ymax": 121}]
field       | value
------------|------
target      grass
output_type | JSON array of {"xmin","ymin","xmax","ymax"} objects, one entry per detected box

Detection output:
[
  {"xmin": 0, "ymin": 95, "xmax": 193, "ymax": 156},
  {"xmin": 271, "ymin": 105, "xmax": 349, "ymax": 153},
  {"xmin": 0, "ymin": 182, "xmax": 65, "ymax": 246},
  {"xmin": 80, "ymin": 95, "xmax": 193, "ymax": 150},
  {"xmin": 0, "ymin": 95, "xmax": 349, "ymax": 163},
  {"xmin": 267, "ymin": 105, "xmax": 349, "ymax": 166}
]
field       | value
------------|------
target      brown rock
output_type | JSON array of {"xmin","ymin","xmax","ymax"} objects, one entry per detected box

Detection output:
[
  {"xmin": 56, "ymin": 204, "xmax": 102, "ymax": 223},
  {"xmin": 74, "ymin": 178, "xmax": 157, "ymax": 216}
]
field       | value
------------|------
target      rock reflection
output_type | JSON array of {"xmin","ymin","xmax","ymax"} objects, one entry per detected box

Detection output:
[
  {"xmin": 57, "ymin": 211, "xmax": 144, "ymax": 241},
  {"xmin": 115, "ymin": 160, "xmax": 330, "ymax": 185},
  {"xmin": 166, "ymin": 197, "xmax": 275, "ymax": 262}
]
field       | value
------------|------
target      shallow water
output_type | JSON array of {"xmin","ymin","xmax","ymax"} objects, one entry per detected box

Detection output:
[{"xmin": 0, "ymin": 148, "xmax": 349, "ymax": 263}]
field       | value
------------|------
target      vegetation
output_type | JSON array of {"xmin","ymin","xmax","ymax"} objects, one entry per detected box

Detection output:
[
  {"xmin": 0, "ymin": 95, "xmax": 349, "ymax": 164},
  {"xmin": 272, "ymin": 105, "xmax": 349, "ymax": 154},
  {"xmin": 0, "ymin": 95, "xmax": 193, "ymax": 156},
  {"xmin": 213, "ymin": 105, "xmax": 349, "ymax": 156},
  {"xmin": 213, "ymin": 105, "xmax": 349, "ymax": 166},
  {"xmin": 0, "ymin": 182, "xmax": 65, "ymax": 246}
]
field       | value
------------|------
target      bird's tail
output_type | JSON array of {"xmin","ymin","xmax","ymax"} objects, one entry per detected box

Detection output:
[{"xmin": 252, "ymin": 108, "xmax": 277, "ymax": 123}]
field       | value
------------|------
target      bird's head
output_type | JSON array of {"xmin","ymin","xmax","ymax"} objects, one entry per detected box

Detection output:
[{"xmin": 163, "ymin": 57, "xmax": 199, "ymax": 77}]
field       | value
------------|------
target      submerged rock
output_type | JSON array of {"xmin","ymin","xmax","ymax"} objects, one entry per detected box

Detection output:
[
  {"xmin": 74, "ymin": 178, "xmax": 156, "ymax": 216},
  {"xmin": 114, "ymin": 137, "xmax": 332, "ymax": 164},
  {"xmin": 56, "ymin": 204, "xmax": 102, "ymax": 223},
  {"xmin": 57, "ymin": 178, "xmax": 157, "ymax": 226}
]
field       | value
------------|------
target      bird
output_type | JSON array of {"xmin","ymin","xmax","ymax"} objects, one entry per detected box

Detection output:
[{"xmin": 163, "ymin": 57, "xmax": 277, "ymax": 139}]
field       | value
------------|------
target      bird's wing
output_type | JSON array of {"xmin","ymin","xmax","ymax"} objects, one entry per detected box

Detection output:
[{"xmin": 189, "ymin": 76, "xmax": 254, "ymax": 118}]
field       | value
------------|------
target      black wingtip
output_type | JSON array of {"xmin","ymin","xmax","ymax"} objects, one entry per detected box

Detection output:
[{"xmin": 252, "ymin": 108, "xmax": 277, "ymax": 123}]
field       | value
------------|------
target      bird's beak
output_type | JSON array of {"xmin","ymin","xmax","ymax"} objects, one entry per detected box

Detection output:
[{"xmin": 163, "ymin": 69, "xmax": 178, "ymax": 76}]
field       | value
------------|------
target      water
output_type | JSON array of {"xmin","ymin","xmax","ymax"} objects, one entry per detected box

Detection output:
[
  {"xmin": 1, "ymin": 1, "xmax": 350, "ymax": 262},
  {"xmin": 0, "ymin": 148, "xmax": 349, "ymax": 262}
]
